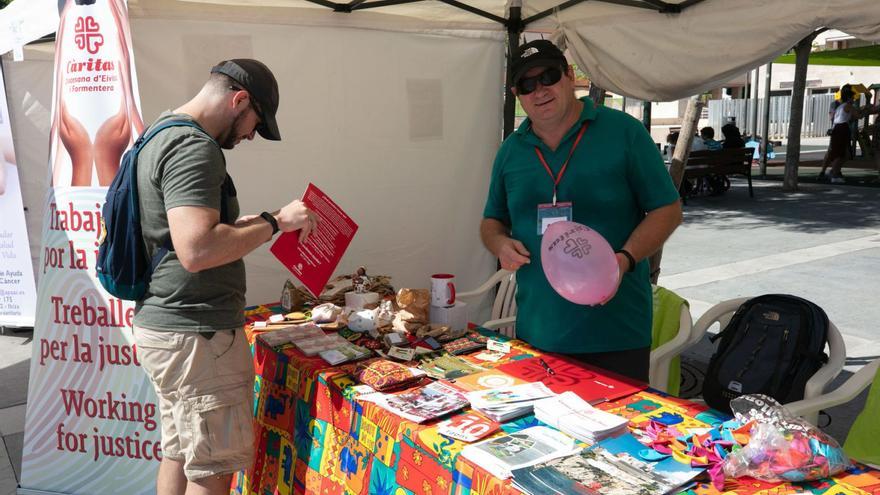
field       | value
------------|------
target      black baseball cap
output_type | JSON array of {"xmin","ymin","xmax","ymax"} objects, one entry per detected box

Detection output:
[
  {"xmin": 510, "ymin": 40, "xmax": 568, "ymax": 85},
  {"xmin": 211, "ymin": 59, "xmax": 281, "ymax": 141}
]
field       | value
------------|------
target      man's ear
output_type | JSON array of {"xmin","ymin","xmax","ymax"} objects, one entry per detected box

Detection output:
[
  {"xmin": 565, "ymin": 64, "xmax": 576, "ymax": 80},
  {"xmin": 231, "ymin": 90, "xmax": 249, "ymax": 111}
]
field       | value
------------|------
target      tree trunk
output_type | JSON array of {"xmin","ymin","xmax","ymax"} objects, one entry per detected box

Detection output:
[
  {"xmin": 784, "ymin": 31, "xmax": 823, "ymax": 191},
  {"xmin": 589, "ymin": 83, "xmax": 606, "ymax": 106},
  {"xmin": 650, "ymin": 96, "xmax": 705, "ymax": 284}
]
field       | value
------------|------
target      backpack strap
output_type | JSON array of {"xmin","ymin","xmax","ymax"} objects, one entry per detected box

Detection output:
[{"xmin": 133, "ymin": 119, "xmax": 222, "ymax": 278}]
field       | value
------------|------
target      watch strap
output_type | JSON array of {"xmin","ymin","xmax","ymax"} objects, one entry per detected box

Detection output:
[
  {"xmin": 615, "ymin": 249, "xmax": 636, "ymax": 273},
  {"xmin": 260, "ymin": 211, "xmax": 279, "ymax": 235}
]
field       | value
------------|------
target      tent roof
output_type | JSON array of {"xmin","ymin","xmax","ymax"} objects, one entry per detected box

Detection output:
[
  {"xmin": 125, "ymin": 0, "xmax": 702, "ymax": 33},
  {"xmin": 3, "ymin": 0, "xmax": 880, "ymax": 101}
]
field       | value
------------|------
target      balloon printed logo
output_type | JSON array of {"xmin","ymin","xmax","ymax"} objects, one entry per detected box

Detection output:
[
  {"xmin": 541, "ymin": 221, "xmax": 618, "ymax": 305},
  {"xmin": 563, "ymin": 237, "xmax": 591, "ymax": 259}
]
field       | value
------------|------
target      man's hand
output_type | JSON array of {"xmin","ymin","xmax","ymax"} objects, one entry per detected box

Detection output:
[
  {"xmin": 494, "ymin": 237, "xmax": 531, "ymax": 271},
  {"xmin": 480, "ymin": 218, "xmax": 530, "ymax": 271},
  {"xmin": 277, "ymin": 200, "xmax": 318, "ymax": 242},
  {"xmin": 598, "ymin": 253, "xmax": 628, "ymax": 305}
]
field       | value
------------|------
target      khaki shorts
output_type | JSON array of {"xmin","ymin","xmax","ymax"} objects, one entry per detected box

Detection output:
[{"xmin": 133, "ymin": 325, "xmax": 255, "ymax": 480}]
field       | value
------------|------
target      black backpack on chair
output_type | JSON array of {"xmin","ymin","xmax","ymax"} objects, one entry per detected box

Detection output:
[{"xmin": 701, "ymin": 294, "xmax": 830, "ymax": 414}]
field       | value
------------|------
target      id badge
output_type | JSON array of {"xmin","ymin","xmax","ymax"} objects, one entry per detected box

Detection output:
[{"xmin": 537, "ymin": 202, "xmax": 573, "ymax": 235}]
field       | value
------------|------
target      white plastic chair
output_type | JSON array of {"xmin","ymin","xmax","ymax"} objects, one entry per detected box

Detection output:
[
  {"xmin": 648, "ymin": 295, "xmax": 694, "ymax": 394},
  {"xmin": 691, "ymin": 297, "xmax": 846, "ymax": 425},
  {"xmin": 784, "ymin": 358, "xmax": 880, "ymax": 421},
  {"xmin": 457, "ymin": 269, "xmax": 517, "ymax": 337}
]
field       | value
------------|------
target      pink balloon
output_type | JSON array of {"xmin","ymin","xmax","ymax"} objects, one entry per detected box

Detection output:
[{"xmin": 540, "ymin": 221, "xmax": 619, "ymax": 305}]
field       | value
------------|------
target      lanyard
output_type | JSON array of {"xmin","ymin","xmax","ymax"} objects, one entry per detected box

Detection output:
[{"xmin": 534, "ymin": 121, "xmax": 588, "ymax": 206}]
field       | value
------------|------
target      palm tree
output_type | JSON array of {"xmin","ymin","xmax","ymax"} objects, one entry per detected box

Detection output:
[{"xmin": 784, "ymin": 29, "xmax": 826, "ymax": 191}]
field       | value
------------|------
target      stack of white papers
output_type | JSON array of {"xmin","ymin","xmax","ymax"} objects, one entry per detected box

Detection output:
[
  {"xmin": 534, "ymin": 391, "xmax": 628, "ymax": 444},
  {"xmin": 466, "ymin": 382, "xmax": 556, "ymax": 422},
  {"xmin": 460, "ymin": 426, "xmax": 581, "ymax": 479}
]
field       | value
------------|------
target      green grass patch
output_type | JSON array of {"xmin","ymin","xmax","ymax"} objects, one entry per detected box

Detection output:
[{"xmin": 776, "ymin": 45, "xmax": 880, "ymax": 66}]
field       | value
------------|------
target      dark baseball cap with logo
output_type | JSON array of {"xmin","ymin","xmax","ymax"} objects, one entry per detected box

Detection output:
[
  {"xmin": 211, "ymin": 59, "xmax": 281, "ymax": 141},
  {"xmin": 510, "ymin": 40, "xmax": 568, "ymax": 86}
]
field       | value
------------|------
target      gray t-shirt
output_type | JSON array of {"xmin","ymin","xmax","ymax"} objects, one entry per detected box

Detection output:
[{"xmin": 133, "ymin": 112, "xmax": 245, "ymax": 332}]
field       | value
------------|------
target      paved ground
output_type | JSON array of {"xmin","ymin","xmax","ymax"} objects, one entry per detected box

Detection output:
[
  {"xmin": 660, "ymin": 163, "xmax": 880, "ymax": 443},
  {"xmin": 1, "ymin": 159, "xmax": 878, "ymax": 493}
]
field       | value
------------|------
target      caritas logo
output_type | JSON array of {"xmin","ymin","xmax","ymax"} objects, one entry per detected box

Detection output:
[{"xmin": 74, "ymin": 16, "xmax": 103, "ymax": 54}]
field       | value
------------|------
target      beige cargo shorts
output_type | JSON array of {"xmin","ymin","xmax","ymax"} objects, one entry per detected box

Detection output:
[{"xmin": 133, "ymin": 325, "xmax": 255, "ymax": 480}]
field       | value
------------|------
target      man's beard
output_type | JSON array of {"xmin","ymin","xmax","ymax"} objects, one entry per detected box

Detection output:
[{"xmin": 219, "ymin": 111, "xmax": 247, "ymax": 150}]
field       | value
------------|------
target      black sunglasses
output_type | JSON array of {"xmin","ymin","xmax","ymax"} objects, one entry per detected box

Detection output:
[{"xmin": 516, "ymin": 66, "xmax": 564, "ymax": 95}]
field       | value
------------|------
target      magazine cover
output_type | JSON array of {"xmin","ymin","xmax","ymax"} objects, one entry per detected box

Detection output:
[
  {"xmin": 449, "ymin": 370, "xmax": 528, "ymax": 393},
  {"xmin": 379, "ymin": 380, "xmax": 469, "ymax": 423},
  {"xmin": 512, "ymin": 432, "xmax": 703, "ymax": 495},
  {"xmin": 467, "ymin": 382, "xmax": 555, "ymax": 409},
  {"xmin": 461, "ymin": 426, "xmax": 581, "ymax": 479}
]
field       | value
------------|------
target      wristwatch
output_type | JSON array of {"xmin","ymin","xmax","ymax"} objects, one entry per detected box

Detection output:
[
  {"xmin": 615, "ymin": 249, "xmax": 636, "ymax": 273},
  {"xmin": 259, "ymin": 211, "xmax": 279, "ymax": 236}
]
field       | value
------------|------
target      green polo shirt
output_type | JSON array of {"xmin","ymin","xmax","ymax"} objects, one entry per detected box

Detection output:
[{"xmin": 483, "ymin": 97, "xmax": 679, "ymax": 354}]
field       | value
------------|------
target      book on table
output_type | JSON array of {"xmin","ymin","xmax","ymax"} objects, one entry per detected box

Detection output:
[
  {"xmin": 511, "ymin": 432, "xmax": 704, "ymax": 495},
  {"xmin": 460, "ymin": 425, "xmax": 581, "ymax": 480}
]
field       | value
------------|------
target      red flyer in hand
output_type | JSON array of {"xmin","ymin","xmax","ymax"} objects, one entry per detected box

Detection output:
[{"xmin": 270, "ymin": 183, "xmax": 358, "ymax": 297}]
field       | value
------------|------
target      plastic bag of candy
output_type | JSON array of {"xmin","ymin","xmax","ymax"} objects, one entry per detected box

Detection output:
[{"xmin": 723, "ymin": 394, "xmax": 852, "ymax": 482}]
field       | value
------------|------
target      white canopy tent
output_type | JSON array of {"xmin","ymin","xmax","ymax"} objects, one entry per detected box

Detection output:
[{"xmin": 2, "ymin": 0, "xmax": 880, "ymax": 317}]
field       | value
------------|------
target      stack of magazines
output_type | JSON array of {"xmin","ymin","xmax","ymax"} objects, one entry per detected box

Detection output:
[
  {"xmin": 511, "ymin": 432, "xmax": 704, "ymax": 495},
  {"xmin": 534, "ymin": 392, "xmax": 628, "ymax": 444},
  {"xmin": 466, "ymin": 382, "xmax": 556, "ymax": 422}
]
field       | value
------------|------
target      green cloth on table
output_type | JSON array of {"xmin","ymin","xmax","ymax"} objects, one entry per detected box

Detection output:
[{"xmin": 651, "ymin": 286, "xmax": 689, "ymax": 396}]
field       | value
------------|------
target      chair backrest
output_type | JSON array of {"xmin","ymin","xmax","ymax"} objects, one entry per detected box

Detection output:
[
  {"xmin": 457, "ymin": 269, "xmax": 517, "ymax": 337},
  {"xmin": 695, "ymin": 296, "xmax": 844, "ymax": 419},
  {"xmin": 491, "ymin": 271, "xmax": 517, "ymax": 321},
  {"xmin": 649, "ymin": 286, "xmax": 693, "ymax": 394}
]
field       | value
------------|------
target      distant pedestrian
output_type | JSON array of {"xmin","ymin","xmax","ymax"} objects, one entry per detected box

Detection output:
[
  {"xmin": 819, "ymin": 85, "xmax": 879, "ymax": 183},
  {"xmin": 700, "ymin": 127, "xmax": 722, "ymax": 151},
  {"xmin": 721, "ymin": 123, "xmax": 745, "ymax": 149}
]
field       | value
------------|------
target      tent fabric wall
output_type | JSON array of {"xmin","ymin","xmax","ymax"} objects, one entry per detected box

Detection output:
[
  {"xmin": 127, "ymin": 18, "xmax": 503, "ymax": 309},
  {"xmin": 2, "ymin": 46, "xmax": 54, "ymax": 288},
  {"xmin": 3, "ymin": 25, "xmax": 502, "ymax": 319},
  {"xmin": 558, "ymin": 0, "xmax": 880, "ymax": 101}
]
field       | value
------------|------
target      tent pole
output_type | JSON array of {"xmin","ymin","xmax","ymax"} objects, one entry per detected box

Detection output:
[
  {"xmin": 642, "ymin": 100, "xmax": 652, "ymax": 131},
  {"xmin": 749, "ymin": 68, "xmax": 759, "ymax": 138},
  {"xmin": 503, "ymin": 2, "xmax": 522, "ymax": 138},
  {"xmin": 760, "ymin": 62, "xmax": 772, "ymax": 176}
]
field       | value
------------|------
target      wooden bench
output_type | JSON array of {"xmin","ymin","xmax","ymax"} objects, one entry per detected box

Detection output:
[{"xmin": 682, "ymin": 147, "xmax": 754, "ymax": 198}]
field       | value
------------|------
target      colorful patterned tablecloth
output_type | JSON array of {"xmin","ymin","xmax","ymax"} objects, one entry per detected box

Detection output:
[{"xmin": 232, "ymin": 304, "xmax": 880, "ymax": 495}]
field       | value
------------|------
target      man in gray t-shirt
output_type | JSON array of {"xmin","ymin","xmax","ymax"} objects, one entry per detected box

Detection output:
[{"xmin": 132, "ymin": 59, "xmax": 316, "ymax": 494}]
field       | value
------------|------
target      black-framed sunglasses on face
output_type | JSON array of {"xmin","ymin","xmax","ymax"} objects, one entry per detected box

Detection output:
[{"xmin": 516, "ymin": 66, "xmax": 564, "ymax": 95}]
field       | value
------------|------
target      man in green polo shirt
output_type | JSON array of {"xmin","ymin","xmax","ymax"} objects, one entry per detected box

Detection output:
[{"xmin": 481, "ymin": 40, "xmax": 682, "ymax": 382}]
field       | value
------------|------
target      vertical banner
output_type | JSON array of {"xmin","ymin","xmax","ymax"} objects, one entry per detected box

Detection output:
[
  {"xmin": 19, "ymin": 1, "xmax": 157, "ymax": 494},
  {"xmin": 0, "ymin": 63, "xmax": 37, "ymax": 328}
]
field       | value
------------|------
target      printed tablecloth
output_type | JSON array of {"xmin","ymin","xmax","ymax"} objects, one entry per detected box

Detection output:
[{"xmin": 232, "ymin": 304, "xmax": 880, "ymax": 495}]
